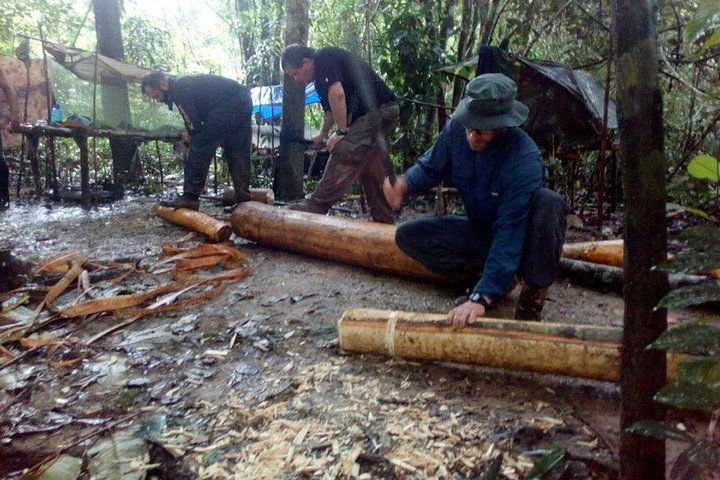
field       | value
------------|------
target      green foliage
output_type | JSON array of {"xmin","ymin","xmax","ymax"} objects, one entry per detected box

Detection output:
[
  {"xmin": 525, "ymin": 446, "xmax": 567, "ymax": 480},
  {"xmin": 657, "ymin": 282, "xmax": 720, "ymax": 309},
  {"xmin": 626, "ymin": 420, "xmax": 694, "ymax": 442},
  {"xmin": 123, "ymin": 16, "xmax": 176, "ymax": 71},
  {"xmin": 375, "ymin": 0, "xmax": 448, "ymax": 164},
  {"xmin": 649, "ymin": 322, "xmax": 720, "ymax": 355},
  {"xmin": 658, "ymin": 225, "xmax": 720, "ymax": 275},
  {"xmin": 631, "ymin": 222, "xmax": 720, "ymax": 475},
  {"xmin": 0, "ymin": 1, "xmax": 82, "ymax": 56},
  {"xmin": 684, "ymin": 0, "xmax": 720, "ymax": 55},
  {"xmin": 688, "ymin": 154, "xmax": 720, "ymax": 182}
]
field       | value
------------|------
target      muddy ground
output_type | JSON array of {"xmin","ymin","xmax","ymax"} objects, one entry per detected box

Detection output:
[{"xmin": 0, "ymin": 195, "xmax": 704, "ymax": 479}]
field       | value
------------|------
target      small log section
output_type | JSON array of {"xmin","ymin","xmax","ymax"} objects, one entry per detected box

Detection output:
[
  {"xmin": 155, "ymin": 205, "xmax": 232, "ymax": 242},
  {"xmin": 230, "ymin": 201, "xmax": 462, "ymax": 282},
  {"xmin": 338, "ymin": 308, "xmax": 684, "ymax": 383},
  {"xmin": 234, "ymin": 188, "xmax": 275, "ymax": 206}
]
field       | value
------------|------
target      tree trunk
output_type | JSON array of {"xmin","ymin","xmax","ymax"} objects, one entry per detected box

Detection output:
[
  {"xmin": 613, "ymin": 1, "xmax": 668, "ymax": 479},
  {"xmin": 274, "ymin": 0, "xmax": 309, "ymax": 201},
  {"xmin": 94, "ymin": 0, "xmax": 140, "ymax": 185}
]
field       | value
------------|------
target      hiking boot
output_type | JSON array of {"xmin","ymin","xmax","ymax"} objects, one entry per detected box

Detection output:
[
  {"xmin": 159, "ymin": 193, "xmax": 200, "ymax": 211},
  {"xmin": 514, "ymin": 283, "xmax": 548, "ymax": 321},
  {"xmin": 288, "ymin": 199, "xmax": 326, "ymax": 214},
  {"xmin": 0, "ymin": 197, "xmax": 9, "ymax": 211}
]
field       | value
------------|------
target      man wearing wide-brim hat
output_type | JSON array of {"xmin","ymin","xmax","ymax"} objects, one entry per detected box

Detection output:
[{"xmin": 384, "ymin": 73, "xmax": 568, "ymax": 324}]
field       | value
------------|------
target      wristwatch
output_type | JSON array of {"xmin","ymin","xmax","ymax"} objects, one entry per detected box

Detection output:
[
  {"xmin": 469, "ymin": 292, "xmax": 492, "ymax": 309},
  {"xmin": 335, "ymin": 129, "xmax": 347, "ymax": 136}
]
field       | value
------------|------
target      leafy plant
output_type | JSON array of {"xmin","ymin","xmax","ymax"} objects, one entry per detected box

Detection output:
[{"xmin": 628, "ymin": 225, "xmax": 720, "ymax": 479}]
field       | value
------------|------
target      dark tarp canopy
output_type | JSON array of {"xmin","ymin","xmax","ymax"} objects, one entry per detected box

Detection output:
[{"xmin": 440, "ymin": 46, "xmax": 617, "ymax": 154}]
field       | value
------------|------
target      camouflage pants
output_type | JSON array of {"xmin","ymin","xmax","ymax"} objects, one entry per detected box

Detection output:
[{"xmin": 298, "ymin": 102, "xmax": 399, "ymax": 224}]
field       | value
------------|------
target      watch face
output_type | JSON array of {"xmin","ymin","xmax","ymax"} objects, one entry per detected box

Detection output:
[{"xmin": 469, "ymin": 292, "xmax": 482, "ymax": 303}]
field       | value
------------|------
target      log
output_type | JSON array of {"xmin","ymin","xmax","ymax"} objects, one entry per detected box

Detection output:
[
  {"xmin": 338, "ymin": 308, "xmax": 685, "ymax": 383},
  {"xmin": 230, "ymin": 201, "xmax": 464, "ymax": 283},
  {"xmin": 154, "ymin": 204, "xmax": 232, "ymax": 242},
  {"xmin": 562, "ymin": 239, "xmax": 624, "ymax": 267},
  {"xmin": 559, "ymin": 258, "xmax": 707, "ymax": 292},
  {"xmin": 562, "ymin": 240, "xmax": 719, "ymax": 277},
  {"xmin": 222, "ymin": 188, "xmax": 275, "ymax": 206}
]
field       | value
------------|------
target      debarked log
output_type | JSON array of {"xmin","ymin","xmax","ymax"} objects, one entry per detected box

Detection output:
[
  {"xmin": 562, "ymin": 239, "xmax": 624, "ymax": 267},
  {"xmin": 155, "ymin": 204, "xmax": 232, "ymax": 242},
  {"xmin": 222, "ymin": 188, "xmax": 275, "ymax": 206},
  {"xmin": 230, "ymin": 201, "xmax": 465, "ymax": 283},
  {"xmin": 338, "ymin": 308, "xmax": 685, "ymax": 383},
  {"xmin": 559, "ymin": 258, "xmax": 707, "ymax": 292}
]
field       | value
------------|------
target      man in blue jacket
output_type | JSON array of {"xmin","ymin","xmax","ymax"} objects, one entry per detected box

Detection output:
[
  {"xmin": 383, "ymin": 73, "xmax": 568, "ymax": 323},
  {"xmin": 142, "ymin": 72, "xmax": 252, "ymax": 211}
]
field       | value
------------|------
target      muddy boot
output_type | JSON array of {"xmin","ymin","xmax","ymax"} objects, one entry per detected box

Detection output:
[
  {"xmin": 159, "ymin": 193, "xmax": 200, "ymax": 211},
  {"xmin": 288, "ymin": 198, "xmax": 328, "ymax": 214},
  {"xmin": 514, "ymin": 283, "xmax": 547, "ymax": 321}
]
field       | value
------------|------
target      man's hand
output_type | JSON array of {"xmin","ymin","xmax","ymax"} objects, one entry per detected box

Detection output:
[
  {"xmin": 311, "ymin": 133, "xmax": 327, "ymax": 150},
  {"xmin": 180, "ymin": 132, "xmax": 191, "ymax": 145},
  {"xmin": 446, "ymin": 300, "xmax": 486, "ymax": 329},
  {"xmin": 383, "ymin": 175, "xmax": 407, "ymax": 210},
  {"xmin": 326, "ymin": 132, "xmax": 343, "ymax": 152}
]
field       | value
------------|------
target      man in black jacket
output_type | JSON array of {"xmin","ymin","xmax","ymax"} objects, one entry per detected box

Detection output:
[
  {"xmin": 281, "ymin": 44, "xmax": 398, "ymax": 223},
  {"xmin": 142, "ymin": 72, "xmax": 252, "ymax": 211}
]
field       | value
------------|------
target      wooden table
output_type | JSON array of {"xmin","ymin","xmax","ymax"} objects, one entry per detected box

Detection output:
[{"xmin": 12, "ymin": 123, "xmax": 181, "ymax": 209}]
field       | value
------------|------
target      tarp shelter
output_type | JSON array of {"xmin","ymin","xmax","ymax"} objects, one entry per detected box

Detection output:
[
  {"xmin": 251, "ymin": 83, "xmax": 320, "ymax": 121},
  {"xmin": 440, "ymin": 45, "xmax": 617, "ymax": 153}
]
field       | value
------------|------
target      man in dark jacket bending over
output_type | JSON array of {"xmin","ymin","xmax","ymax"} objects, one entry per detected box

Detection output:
[
  {"xmin": 142, "ymin": 72, "xmax": 252, "ymax": 211},
  {"xmin": 383, "ymin": 73, "xmax": 568, "ymax": 323}
]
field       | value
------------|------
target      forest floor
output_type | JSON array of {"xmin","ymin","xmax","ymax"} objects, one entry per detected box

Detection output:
[{"xmin": 0, "ymin": 193, "xmax": 708, "ymax": 479}]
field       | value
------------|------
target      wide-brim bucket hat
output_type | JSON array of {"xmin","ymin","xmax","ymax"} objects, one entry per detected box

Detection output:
[{"xmin": 450, "ymin": 73, "xmax": 529, "ymax": 130}]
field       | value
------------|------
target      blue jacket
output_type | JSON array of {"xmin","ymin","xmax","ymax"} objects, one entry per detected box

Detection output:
[{"xmin": 404, "ymin": 121, "xmax": 545, "ymax": 298}]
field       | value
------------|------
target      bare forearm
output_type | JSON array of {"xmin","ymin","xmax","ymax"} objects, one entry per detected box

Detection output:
[
  {"xmin": 327, "ymin": 82, "xmax": 347, "ymax": 132},
  {"xmin": 319, "ymin": 111, "xmax": 334, "ymax": 137}
]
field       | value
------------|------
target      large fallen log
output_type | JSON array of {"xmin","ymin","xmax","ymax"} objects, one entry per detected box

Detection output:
[
  {"xmin": 155, "ymin": 205, "xmax": 232, "ymax": 242},
  {"xmin": 338, "ymin": 308, "xmax": 685, "ymax": 383},
  {"xmin": 230, "ymin": 201, "xmax": 464, "ymax": 282}
]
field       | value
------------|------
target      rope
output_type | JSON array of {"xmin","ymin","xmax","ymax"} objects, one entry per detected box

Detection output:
[{"xmin": 383, "ymin": 311, "xmax": 399, "ymax": 357}]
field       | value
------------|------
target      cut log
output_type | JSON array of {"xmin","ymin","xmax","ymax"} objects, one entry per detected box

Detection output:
[
  {"xmin": 154, "ymin": 205, "xmax": 232, "ymax": 242},
  {"xmin": 230, "ymin": 201, "xmax": 465, "ymax": 283},
  {"xmin": 222, "ymin": 188, "xmax": 275, "ymax": 206},
  {"xmin": 559, "ymin": 258, "xmax": 707, "ymax": 292},
  {"xmin": 338, "ymin": 308, "xmax": 685, "ymax": 383},
  {"xmin": 562, "ymin": 239, "xmax": 624, "ymax": 267}
]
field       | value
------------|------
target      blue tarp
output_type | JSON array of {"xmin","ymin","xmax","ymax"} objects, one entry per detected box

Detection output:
[{"xmin": 251, "ymin": 83, "xmax": 320, "ymax": 120}]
